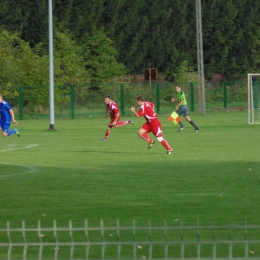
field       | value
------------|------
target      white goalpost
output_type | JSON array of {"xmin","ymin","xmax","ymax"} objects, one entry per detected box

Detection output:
[{"xmin": 248, "ymin": 73, "xmax": 260, "ymax": 124}]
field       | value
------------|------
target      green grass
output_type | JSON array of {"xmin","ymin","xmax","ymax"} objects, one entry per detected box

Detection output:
[{"xmin": 0, "ymin": 110, "xmax": 260, "ymax": 259}]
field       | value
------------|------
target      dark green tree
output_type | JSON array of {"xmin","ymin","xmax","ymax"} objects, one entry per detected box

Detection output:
[
  {"xmin": 105, "ymin": 0, "xmax": 148, "ymax": 72},
  {"xmin": 79, "ymin": 27, "xmax": 127, "ymax": 84},
  {"xmin": 0, "ymin": 0, "xmax": 30, "ymax": 34},
  {"xmin": 0, "ymin": 0, "xmax": 48, "ymax": 46},
  {"xmin": 1, "ymin": 0, "xmax": 260, "ymax": 82},
  {"xmin": 202, "ymin": 0, "xmax": 260, "ymax": 79},
  {"xmin": 53, "ymin": 0, "xmax": 74, "ymax": 29},
  {"xmin": 66, "ymin": 0, "xmax": 105, "ymax": 38},
  {"xmin": 160, "ymin": 0, "xmax": 197, "ymax": 80}
]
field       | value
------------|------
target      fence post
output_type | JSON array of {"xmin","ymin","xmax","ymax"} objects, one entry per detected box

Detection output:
[
  {"xmin": 18, "ymin": 87, "xmax": 23, "ymax": 120},
  {"xmin": 223, "ymin": 82, "xmax": 227, "ymax": 108},
  {"xmin": 190, "ymin": 82, "xmax": 194, "ymax": 111},
  {"xmin": 155, "ymin": 83, "xmax": 160, "ymax": 113},
  {"xmin": 120, "ymin": 84, "xmax": 124, "ymax": 116},
  {"xmin": 70, "ymin": 85, "xmax": 75, "ymax": 119}
]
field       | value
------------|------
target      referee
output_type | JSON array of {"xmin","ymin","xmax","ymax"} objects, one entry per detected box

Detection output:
[{"xmin": 171, "ymin": 85, "xmax": 200, "ymax": 133}]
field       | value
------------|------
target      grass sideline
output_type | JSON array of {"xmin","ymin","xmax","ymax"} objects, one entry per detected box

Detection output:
[{"xmin": 0, "ymin": 110, "xmax": 259, "ymax": 258}]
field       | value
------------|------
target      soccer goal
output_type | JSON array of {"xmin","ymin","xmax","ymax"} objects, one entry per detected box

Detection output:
[{"xmin": 248, "ymin": 73, "xmax": 260, "ymax": 124}]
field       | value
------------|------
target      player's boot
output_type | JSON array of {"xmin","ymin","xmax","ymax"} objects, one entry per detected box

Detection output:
[
  {"xmin": 148, "ymin": 141, "xmax": 155, "ymax": 149},
  {"xmin": 195, "ymin": 128, "xmax": 199, "ymax": 133},
  {"xmin": 178, "ymin": 127, "xmax": 185, "ymax": 132},
  {"xmin": 15, "ymin": 129, "xmax": 20, "ymax": 137},
  {"xmin": 167, "ymin": 149, "xmax": 173, "ymax": 155},
  {"xmin": 102, "ymin": 138, "xmax": 107, "ymax": 141},
  {"xmin": 128, "ymin": 120, "xmax": 134, "ymax": 125}
]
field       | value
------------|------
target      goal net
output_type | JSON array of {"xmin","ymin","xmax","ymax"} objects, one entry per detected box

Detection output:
[{"xmin": 248, "ymin": 73, "xmax": 260, "ymax": 124}]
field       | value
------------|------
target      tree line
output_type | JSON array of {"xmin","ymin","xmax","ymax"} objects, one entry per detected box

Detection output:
[{"xmin": 0, "ymin": 0, "xmax": 259, "ymax": 87}]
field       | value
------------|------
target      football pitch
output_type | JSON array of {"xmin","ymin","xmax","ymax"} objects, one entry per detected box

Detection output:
[{"xmin": 0, "ymin": 110, "xmax": 260, "ymax": 258}]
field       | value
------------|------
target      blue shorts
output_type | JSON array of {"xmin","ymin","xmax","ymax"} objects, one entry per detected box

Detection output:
[
  {"xmin": 0, "ymin": 121, "xmax": 11, "ymax": 132},
  {"xmin": 177, "ymin": 105, "xmax": 189, "ymax": 117}
]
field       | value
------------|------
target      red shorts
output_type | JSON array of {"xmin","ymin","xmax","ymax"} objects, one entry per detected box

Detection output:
[
  {"xmin": 108, "ymin": 115, "xmax": 121, "ymax": 128},
  {"xmin": 141, "ymin": 120, "xmax": 163, "ymax": 137}
]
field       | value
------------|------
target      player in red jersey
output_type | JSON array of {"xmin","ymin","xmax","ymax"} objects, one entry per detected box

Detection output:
[
  {"xmin": 130, "ymin": 95, "xmax": 173, "ymax": 154},
  {"xmin": 103, "ymin": 96, "xmax": 134, "ymax": 141}
]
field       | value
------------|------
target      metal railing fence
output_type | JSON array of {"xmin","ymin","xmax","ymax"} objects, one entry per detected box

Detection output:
[
  {"xmin": 0, "ymin": 81, "xmax": 252, "ymax": 119},
  {"xmin": 0, "ymin": 219, "xmax": 260, "ymax": 260}
]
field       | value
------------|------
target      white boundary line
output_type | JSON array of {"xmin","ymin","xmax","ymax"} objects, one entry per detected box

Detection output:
[
  {"xmin": 0, "ymin": 144, "xmax": 38, "ymax": 153},
  {"xmin": 0, "ymin": 163, "xmax": 38, "ymax": 177},
  {"xmin": 0, "ymin": 144, "xmax": 39, "ymax": 177}
]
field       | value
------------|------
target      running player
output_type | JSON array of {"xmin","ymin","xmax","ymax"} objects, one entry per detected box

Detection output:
[
  {"xmin": 0, "ymin": 93, "xmax": 20, "ymax": 137},
  {"xmin": 130, "ymin": 95, "xmax": 172, "ymax": 154},
  {"xmin": 103, "ymin": 96, "xmax": 134, "ymax": 141},
  {"xmin": 172, "ymin": 85, "xmax": 199, "ymax": 132}
]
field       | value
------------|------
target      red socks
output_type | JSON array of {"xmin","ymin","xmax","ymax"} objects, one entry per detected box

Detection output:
[
  {"xmin": 141, "ymin": 133, "xmax": 153, "ymax": 143},
  {"xmin": 161, "ymin": 139, "xmax": 172, "ymax": 151}
]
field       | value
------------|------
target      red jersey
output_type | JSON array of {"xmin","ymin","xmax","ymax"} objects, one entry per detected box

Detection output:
[
  {"xmin": 106, "ymin": 100, "xmax": 120, "ymax": 117},
  {"xmin": 137, "ymin": 102, "xmax": 158, "ymax": 124}
]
